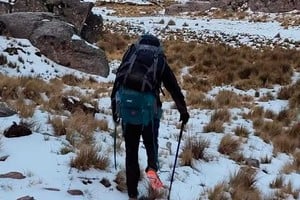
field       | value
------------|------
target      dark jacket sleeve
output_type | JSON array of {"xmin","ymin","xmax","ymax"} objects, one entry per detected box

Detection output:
[{"xmin": 161, "ymin": 62, "xmax": 188, "ymax": 114}]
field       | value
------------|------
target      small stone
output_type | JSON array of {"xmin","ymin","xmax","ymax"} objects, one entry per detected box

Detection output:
[
  {"xmin": 100, "ymin": 178, "xmax": 111, "ymax": 187},
  {"xmin": 67, "ymin": 189, "xmax": 84, "ymax": 196},
  {"xmin": 43, "ymin": 187, "xmax": 60, "ymax": 191},
  {"xmin": 0, "ymin": 155, "xmax": 9, "ymax": 161},
  {"xmin": 0, "ymin": 172, "xmax": 26, "ymax": 179},
  {"xmin": 16, "ymin": 195, "xmax": 34, "ymax": 200}
]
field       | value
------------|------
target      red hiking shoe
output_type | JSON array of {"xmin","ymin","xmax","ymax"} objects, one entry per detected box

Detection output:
[{"xmin": 146, "ymin": 169, "xmax": 164, "ymax": 190}]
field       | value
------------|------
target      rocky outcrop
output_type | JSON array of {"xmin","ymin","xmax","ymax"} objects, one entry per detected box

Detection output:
[
  {"xmin": 0, "ymin": 12, "xmax": 109, "ymax": 77},
  {"xmin": 0, "ymin": 0, "xmax": 103, "ymax": 43},
  {"xmin": 248, "ymin": 0, "xmax": 300, "ymax": 13},
  {"xmin": 165, "ymin": 0, "xmax": 300, "ymax": 14},
  {"xmin": 165, "ymin": 1, "xmax": 211, "ymax": 15},
  {"xmin": 0, "ymin": 0, "xmax": 108, "ymax": 77}
]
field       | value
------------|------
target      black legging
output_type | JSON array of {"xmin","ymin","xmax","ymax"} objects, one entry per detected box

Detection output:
[{"xmin": 123, "ymin": 118, "xmax": 159, "ymax": 198}]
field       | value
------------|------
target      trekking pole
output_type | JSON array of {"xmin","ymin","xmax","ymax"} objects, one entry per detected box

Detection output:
[
  {"xmin": 167, "ymin": 122, "xmax": 185, "ymax": 200},
  {"xmin": 114, "ymin": 122, "xmax": 117, "ymax": 170}
]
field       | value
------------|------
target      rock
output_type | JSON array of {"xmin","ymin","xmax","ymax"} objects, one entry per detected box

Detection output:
[
  {"xmin": 0, "ymin": 171, "xmax": 26, "ymax": 179},
  {"xmin": 0, "ymin": 155, "xmax": 9, "ymax": 161},
  {"xmin": 100, "ymin": 178, "xmax": 111, "ymax": 187},
  {"xmin": 67, "ymin": 189, "xmax": 84, "ymax": 195},
  {"xmin": 245, "ymin": 158, "xmax": 260, "ymax": 168},
  {"xmin": 16, "ymin": 196, "xmax": 35, "ymax": 200},
  {"xmin": 0, "ymin": 12, "xmax": 109, "ymax": 77},
  {"xmin": 0, "ymin": 102, "xmax": 17, "ymax": 117},
  {"xmin": 165, "ymin": 0, "xmax": 300, "ymax": 13},
  {"xmin": 248, "ymin": 0, "xmax": 300, "ymax": 13},
  {"xmin": 43, "ymin": 187, "xmax": 61, "ymax": 191},
  {"xmin": 4, "ymin": 122, "xmax": 32, "ymax": 138},
  {"xmin": 62, "ymin": 96, "xmax": 99, "ymax": 116},
  {"xmin": 0, "ymin": 0, "xmax": 103, "ymax": 43},
  {"xmin": 165, "ymin": 1, "xmax": 212, "ymax": 15}
]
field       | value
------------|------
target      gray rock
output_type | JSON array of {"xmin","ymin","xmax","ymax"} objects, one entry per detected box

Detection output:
[
  {"xmin": 0, "ymin": 12, "xmax": 109, "ymax": 77},
  {"xmin": 0, "ymin": 0, "xmax": 103, "ymax": 43}
]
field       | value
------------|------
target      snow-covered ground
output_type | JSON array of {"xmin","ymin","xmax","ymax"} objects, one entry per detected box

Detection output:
[{"xmin": 0, "ymin": 0, "xmax": 300, "ymax": 200}]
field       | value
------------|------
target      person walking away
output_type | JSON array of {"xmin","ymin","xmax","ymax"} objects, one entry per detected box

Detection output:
[{"xmin": 111, "ymin": 34, "xmax": 189, "ymax": 200}]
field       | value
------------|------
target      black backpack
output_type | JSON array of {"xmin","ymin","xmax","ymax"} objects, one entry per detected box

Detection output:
[
  {"xmin": 115, "ymin": 39, "xmax": 164, "ymax": 93},
  {"xmin": 115, "ymin": 39, "xmax": 165, "ymax": 125}
]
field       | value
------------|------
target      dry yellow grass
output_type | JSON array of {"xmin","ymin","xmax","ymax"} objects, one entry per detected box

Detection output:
[
  {"xmin": 207, "ymin": 182, "xmax": 229, "ymax": 200},
  {"xmin": 229, "ymin": 167, "xmax": 261, "ymax": 200},
  {"xmin": 281, "ymin": 151, "xmax": 300, "ymax": 174},
  {"xmin": 49, "ymin": 116, "xmax": 67, "ymax": 136},
  {"xmin": 0, "ymin": 74, "xmax": 22, "ymax": 100},
  {"xmin": 180, "ymin": 136, "xmax": 210, "ymax": 166},
  {"xmin": 218, "ymin": 134, "xmax": 240, "ymax": 156},
  {"xmin": 215, "ymin": 90, "xmax": 242, "ymax": 108},
  {"xmin": 63, "ymin": 110, "xmax": 105, "ymax": 146},
  {"xmin": 8, "ymin": 99, "xmax": 36, "ymax": 118},
  {"xmin": 114, "ymin": 169, "xmax": 127, "ymax": 193},
  {"xmin": 234, "ymin": 125, "xmax": 249, "ymax": 138},
  {"xmin": 70, "ymin": 144, "xmax": 109, "ymax": 171},
  {"xmin": 203, "ymin": 120, "xmax": 224, "ymax": 133}
]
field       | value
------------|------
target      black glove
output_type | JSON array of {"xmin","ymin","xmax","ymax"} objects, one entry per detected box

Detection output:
[{"xmin": 180, "ymin": 112, "xmax": 190, "ymax": 125}]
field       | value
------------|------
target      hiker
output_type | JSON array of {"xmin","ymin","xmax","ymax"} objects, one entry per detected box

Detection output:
[{"xmin": 111, "ymin": 34, "xmax": 189, "ymax": 200}]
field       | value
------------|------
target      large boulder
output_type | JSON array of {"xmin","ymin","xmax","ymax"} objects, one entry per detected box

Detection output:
[
  {"xmin": 0, "ymin": 12, "xmax": 109, "ymax": 77},
  {"xmin": 0, "ymin": 0, "xmax": 103, "ymax": 44}
]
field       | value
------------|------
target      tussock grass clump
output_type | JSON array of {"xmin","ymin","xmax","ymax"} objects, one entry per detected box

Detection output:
[
  {"xmin": 203, "ymin": 109, "xmax": 230, "ymax": 133},
  {"xmin": 0, "ymin": 75, "xmax": 22, "ymax": 100},
  {"xmin": 207, "ymin": 182, "xmax": 229, "ymax": 200},
  {"xmin": 43, "ymin": 94, "xmax": 64, "ymax": 113},
  {"xmin": 218, "ymin": 134, "xmax": 240, "ymax": 156},
  {"xmin": 283, "ymin": 151, "xmax": 300, "ymax": 174},
  {"xmin": 114, "ymin": 170, "xmax": 127, "ymax": 192},
  {"xmin": 211, "ymin": 109, "xmax": 231, "ymax": 122},
  {"xmin": 276, "ymin": 109, "xmax": 293, "ymax": 126},
  {"xmin": 234, "ymin": 125, "xmax": 250, "ymax": 138},
  {"xmin": 255, "ymin": 121, "xmax": 283, "ymax": 143},
  {"xmin": 215, "ymin": 90, "xmax": 242, "ymax": 108},
  {"xmin": 203, "ymin": 109, "xmax": 231, "ymax": 133},
  {"xmin": 8, "ymin": 99, "xmax": 36, "ymax": 118},
  {"xmin": 63, "ymin": 110, "xmax": 106, "ymax": 146},
  {"xmin": 246, "ymin": 106, "xmax": 264, "ymax": 119},
  {"xmin": 98, "ymin": 31, "xmax": 136, "ymax": 60},
  {"xmin": 203, "ymin": 120, "xmax": 224, "ymax": 133},
  {"xmin": 22, "ymin": 77, "xmax": 52, "ymax": 103},
  {"xmin": 61, "ymin": 74, "xmax": 83, "ymax": 86},
  {"xmin": 272, "ymin": 133, "xmax": 299, "ymax": 154},
  {"xmin": 180, "ymin": 137, "xmax": 210, "ymax": 166},
  {"xmin": 274, "ymin": 181, "xmax": 300, "ymax": 200},
  {"xmin": 270, "ymin": 175, "xmax": 284, "ymax": 189},
  {"xmin": 186, "ymin": 89, "xmax": 214, "ymax": 108},
  {"xmin": 70, "ymin": 144, "xmax": 109, "ymax": 171},
  {"xmin": 49, "ymin": 116, "xmax": 67, "ymax": 136},
  {"xmin": 229, "ymin": 167, "xmax": 260, "ymax": 200},
  {"xmin": 278, "ymin": 85, "xmax": 294, "ymax": 100}
]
